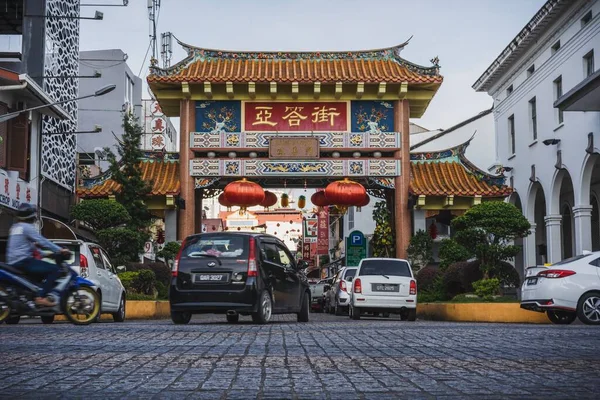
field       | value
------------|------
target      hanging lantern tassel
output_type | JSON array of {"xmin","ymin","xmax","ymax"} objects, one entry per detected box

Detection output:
[{"xmin": 429, "ymin": 221, "xmax": 438, "ymax": 239}]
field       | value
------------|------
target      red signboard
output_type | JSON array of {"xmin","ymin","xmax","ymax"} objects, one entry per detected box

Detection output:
[
  {"xmin": 244, "ymin": 102, "xmax": 348, "ymax": 132},
  {"xmin": 317, "ymin": 208, "xmax": 330, "ymax": 255}
]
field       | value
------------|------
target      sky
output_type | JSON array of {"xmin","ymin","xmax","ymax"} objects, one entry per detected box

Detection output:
[{"xmin": 79, "ymin": 0, "xmax": 547, "ymax": 131}]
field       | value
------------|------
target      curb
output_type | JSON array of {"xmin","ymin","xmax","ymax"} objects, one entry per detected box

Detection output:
[
  {"xmin": 417, "ymin": 303, "xmax": 550, "ymax": 324},
  {"xmin": 56, "ymin": 300, "xmax": 171, "ymax": 321}
]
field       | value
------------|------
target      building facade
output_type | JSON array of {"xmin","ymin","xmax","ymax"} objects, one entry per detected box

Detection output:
[{"xmin": 474, "ymin": 0, "xmax": 600, "ymax": 267}]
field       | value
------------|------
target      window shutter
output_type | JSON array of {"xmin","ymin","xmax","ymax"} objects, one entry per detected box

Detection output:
[
  {"xmin": 0, "ymin": 103, "xmax": 8, "ymax": 168},
  {"xmin": 7, "ymin": 113, "xmax": 30, "ymax": 180}
]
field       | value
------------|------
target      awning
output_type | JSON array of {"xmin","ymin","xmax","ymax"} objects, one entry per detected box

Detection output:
[{"xmin": 554, "ymin": 69, "xmax": 600, "ymax": 112}]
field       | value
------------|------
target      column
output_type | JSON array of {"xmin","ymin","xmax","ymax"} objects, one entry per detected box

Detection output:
[
  {"xmin": 545, "ymin": 214, "xmax": 562, "ymax": 264},
  {"xmin": 413, "ymin": 209, "xmax": 426, "ymax": 234},
  {"xmin": 524, "ymin": 222, "xmax": 536, "ymax": 267},
  {"xmin": 177, "ymin": 99, "xmax": 196, "ymax": 240},
  {"xmin": 573, "ymin": 205, "xmax": 593, "ymax": 254},
  {"xmin": 394, "ymin": 100, "xmax": 411, "ymax": 259},
  {"xmin": 164, "ymin": 209, "xmax": 177, "ymax": 243}
]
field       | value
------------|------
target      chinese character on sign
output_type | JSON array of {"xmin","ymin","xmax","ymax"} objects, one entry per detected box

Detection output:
[
  {"xmin": 151, "ymin": 101, "xmax": 163, "ymax": 116},
  {"xmin": 152, "ymin": 117, "xmax": 165, "ymax": 133},
  {"xmin": 282, "ymin": 107, "xmax": 307, "ymax": 127},
  {"xmin": 319, "ymin": 220, "xmax": 327, "ymax": 229},
  {"xmin": 151, "ymin": 135, "xmax": 165, "ymax": 149},
  {"xmin": 312, "ymin": 106, "xmax": 341, "ymax": 126},
  {"xmin": 16, "ymin": 183, "xmax": 20, "ymax": 200},
  {"xmin": 252, "ymin": 106, "xmax": 277, "ymax": 127}
]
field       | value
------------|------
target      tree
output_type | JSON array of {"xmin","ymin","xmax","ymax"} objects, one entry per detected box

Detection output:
[
  {"xmin": 371, "ymin": 201, "xmax": 395, "ymax": 257},
  {"xmin": 104, "ymin": 113, "xmax": 153, "ymax": 229},
  {"xmin": 96, "ymin": 227, "xmax": 148, "ymax": 267},
  {"xmin": 438, "ymin": 238, "xmax": 471, "ymax": 271},
  {"xmin": 406, "ymin": 230, "xmax": 433, "ymax": 271},
  {"xmin": 451, "ymin": 201, "xmax": 530, "ymax": 278},
  {"xmin": 71, "ymin": 199, "xmax": 131, "ymax": 231},
  {"xmin": 157, "ymin": 241, "xmax": 181, "ymax": 264}
]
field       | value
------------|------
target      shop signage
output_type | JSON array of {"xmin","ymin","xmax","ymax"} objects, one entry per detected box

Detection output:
[
  {"xmin": 345, "ymin": 230, "xmax": 367, "ymax": 267},
  {"xmin": 244, "ymin": 102, "xmax": 348, "ymax": 132},
  {"xmin": 317, "ymin": 208, "xmax": 329, "ymax": 255},
  {"xmin": 0, "ymin": 172, "xmax": 35, "ymax": 210},
  {"xmin": 269, "ymin": 137, "xmax": 319, "ymax": 160},
  {"xmin": 303, "ymin": 217, "xmax": 317, "ymax": 243}
]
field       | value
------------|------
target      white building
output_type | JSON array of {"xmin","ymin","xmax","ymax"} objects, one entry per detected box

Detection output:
[{"xmin": 473, "ymin": 0, "xmax": 600, "ymax": 269}]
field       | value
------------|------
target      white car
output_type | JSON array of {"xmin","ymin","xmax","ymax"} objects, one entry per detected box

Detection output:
[
  {"xmin": 521, "ymin": 251, "xmax": 600, "ymax": 325},
  {"xmin": 324, "ymin": 267, "xmax": 357, "ymax": 315},
  {"xmin": 46, "ymin": 240, "xmax": 127, "ymax": 324},
  {"xmin": 348, "ymin": 258, "xmax": 417, "ymax": 321}
]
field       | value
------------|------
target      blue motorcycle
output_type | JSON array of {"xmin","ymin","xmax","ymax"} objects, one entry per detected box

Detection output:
[{"xmin": 0, "ymin": 251, "xmax": 100, "ymax": 325}]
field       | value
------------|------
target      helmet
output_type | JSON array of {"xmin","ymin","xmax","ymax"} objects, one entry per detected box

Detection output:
[{"xmin": 17, "ymin": 203, "xmax": 37, "ymax": 221}]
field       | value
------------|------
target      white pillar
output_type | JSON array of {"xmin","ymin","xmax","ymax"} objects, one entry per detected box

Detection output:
[
  {"xmin": 525, "ymin": 222, "xmax": 537, "ymax": 267},
  {"xmin": 165, "ymin": 209, "xmax": 177, "ymax": 243},
  {"xmin": 545, "ymin": 214, "xmax": 562, "ymax": 263},
  {"xmin": 573, "ymin": 205, "xmax": 593, "ymax": 254},
  {"xmin": 413, "ymin": 209, "xmax": 426, "ymax": 234}
]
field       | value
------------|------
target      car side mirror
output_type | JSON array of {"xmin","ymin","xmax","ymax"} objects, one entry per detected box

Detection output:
[{"xmin": 116, "ymin": 265, "xmax": 126, "ymax": 273}]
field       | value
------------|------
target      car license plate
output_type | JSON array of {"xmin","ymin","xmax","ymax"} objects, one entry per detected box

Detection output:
[
  {"xmin": 372, "ymin": 284, "xmax": 399, "ymax": 292},
  {"xmin": 194, "ymin": 273, "xmax": 229, "ymax": 283},
  {"xmin": 526, "ymin": 277, "xmax": 538, "ymax": 286}
]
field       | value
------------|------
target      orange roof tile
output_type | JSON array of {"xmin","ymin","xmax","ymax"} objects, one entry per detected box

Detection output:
[
  {"xmin": 410, "ymin": 161, "xmax": 512, "ymax": 197},
  {"xmin": 77, "ymin": 161, "xmax": 180, "ymax": 198},
  {"xmin": 148, "ymin": 43, "xmax": 442, "ymax": 85}
]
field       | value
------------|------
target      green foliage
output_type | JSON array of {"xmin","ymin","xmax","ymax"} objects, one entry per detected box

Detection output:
[
  {"xmin": 126, "ymin": 262, "xmax": 171, "ymax": 289},
  {"xmin": 371, "ymin": 201, "xmax": 395, "ymax": 257},
  {"xmin": 407, "ymin": 230, "xmax": 433, "ymax": 271},
  {"xmin": 126, "ymin": 292, "xmax": 155, "ymax": 301},
  {"xmin": 442, "ymin": 261, "xmax": 483, "ymax": 299},
  {"xmin": 97, "ymin": 227, "xmax": 148, "ymax": 267},
  {"xmin": 450, "ymin": 294, "xmax": 518, "ymax": 303},
  {"xmin": 416, "ymin": 266, "xmax": 441, "ymax": 292},
  {"xmin": 117, "ymin": 271, "xmax": 138, "ymax": 291},
  {"xmin": 118, "ymin": 269, "xmax": 157, "ymax": 297},
  {"xmin": 438, "ymin": 238, "xmax": 471, "ymax": 271},
  {"xmin": 452, "ymin": 201, "xmax": 530, "ymax": 278},
  {"xmin": 104, "ymin": 112, "xmax": 153, "ymax": 230},
  {"xmin": 157, "ymin": 241, "xmax": 181, "ymax": 262},
  {"xmin": 472, "ymin": 278, "xmax": 501, "ymax": 300},
  {"xmin": 71, "ymin": 199, "xmax": 131, "ymax": 231},
  {"xmin": 417, "ymin": 275, "xmax": 445, "ymax": 303},
  {"xmin": 155, "ymin": 281, "xmax": 168, "ymax": 300},
  {"xmin": 491, "ymin": 261, "xmax": 521, "ymax": 288}
]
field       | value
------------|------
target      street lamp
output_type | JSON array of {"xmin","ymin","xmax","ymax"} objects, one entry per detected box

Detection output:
[{"xmin": 0, "ymin": 84, "xmax": 116, "ymax": 123}]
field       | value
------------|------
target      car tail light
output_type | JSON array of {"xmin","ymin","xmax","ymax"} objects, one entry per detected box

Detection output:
[
  {"xmin": 410, "ymin": 279, "xmax": 417, "ymax": 295},
  {"xmin": 172, "ymin": 239, "xmax": 187, "ymax": 277},
  {"xmin": 353, "ymin": 278, "xmax": 362, "ymax": 294},
  {"xmin": 537, "ymin": 269, "xmax": 576, "ymax": 279},
  {"xmin": 339, "ymin": 280, "xmax": 347, "ymax": 292},
  {"xmin": 247, "ymin": 237, "xmax": 257, "ymax": 277},
  {"xmin": 80, "ymin": 254, "xmax": 89, "ymax": 278}
]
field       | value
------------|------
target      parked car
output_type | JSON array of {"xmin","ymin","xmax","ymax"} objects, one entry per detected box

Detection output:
[
  {"xmin": 324, "ymin": 267, "xmax": 357, "ymax": 315},
  {"xmin": 310, "ymin": 278, "xmax": 333, "ymax": 312},
  {"xmin": 47, "ymin": 240, "xmax": 126, "ymax": 324},
  {"xmin": 348, "ymin": 258, "xmax": 417, "ymax": 321},
  {"xmin": 169, "ymin": 232, "xmax": 310, "ymax": 324},
  {"xmin": 521, "ymin": 251, "xmax": 600, "ymax": 325}
]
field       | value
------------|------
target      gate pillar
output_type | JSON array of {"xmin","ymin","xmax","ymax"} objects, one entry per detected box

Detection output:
[
  {"xmin": 178, "ymin": 99, "xmax": 196, "ymax": 240},
  {"xmin": 394, "ymin": 99, "xmax": 411, "ymax": 259}
]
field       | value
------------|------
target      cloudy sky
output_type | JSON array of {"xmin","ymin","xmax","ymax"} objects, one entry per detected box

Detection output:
[{"xmin": 79, "ymin": 0, "xmax": 546, "ymax": 131}]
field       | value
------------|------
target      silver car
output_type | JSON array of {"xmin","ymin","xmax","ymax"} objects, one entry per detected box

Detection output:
[{"xmin": 324, "ymin": 267, "xmax": 357, "ymax": 315}]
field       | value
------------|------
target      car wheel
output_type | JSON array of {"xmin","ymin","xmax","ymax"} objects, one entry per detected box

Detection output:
[
  {"xmin": 5, "ymin": 315, "xmax": 20, "ymax": 325},
  {"xmin": 112, "ymin": 295, "xmax": 126, "ymax": 323},
  {"xmin": 252, "ymin": 290, "xmax": 272, "ymax": 324},
  {"xmin": 547, "ymin": 310, "xmax": 576, "ymax": 325},
  {"xmin": 226, "ymin": 313, "xmax": 239, "ymax": 323},
  {"xmin": 351, "ymin": 305, "xmax": 361, "ymax": 320},
  {"xmin": 382, "ymin": 312, "xmax": 390, "ymax": 318},
  {"xmin": 41, "ymin": 315, "xmax": 55, "ymax": 324},
  {"xmin": 297, "ymin": 292, "xmax": 310, "ymax": 323},
  {"xmin": 406, "ymin": 309, "xmax": 417, "ymax": 322},
  {"xmin": 577, "ymin": 291, "xmax": 600, "ymax": 325},
  {"xmin": 335, "ymin": 303, "xmax": 343, "ymax": 316},
  {"xmin": 171, "ymin": 311, "xmax": 192, "ymax": 325}
]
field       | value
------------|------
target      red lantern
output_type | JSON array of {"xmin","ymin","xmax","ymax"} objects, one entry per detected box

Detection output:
[
  {"xmin": 260, "ymin": 191, "xmax": 278, "ymax": 210},
  {"xmin": 325, "ymin": 178, "xmax": 366, "ymax": 207},
  {"xmin": 218, "ymin": 193, "xmax": 234, "ymax": 211},
  {"xmin": 429, "ymin": 222, "xmax": 438, "ymax": 239},
  {"xmin": 223, "ymin": 178, "xmax": 265, "ymax": 213},
  {"xmin": 356, "ymin": 194, "xmax": 370, "ymax": 212},
  {"xmin": 311, "ymin": 191, "xmax": 330, "ymax": 209}
]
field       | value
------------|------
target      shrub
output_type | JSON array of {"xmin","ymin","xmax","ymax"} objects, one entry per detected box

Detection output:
[
  {"xmin": 438, "ymin": 238, "xmax": 471, "ymax": 271},
  {"xmin": 117, "ymin": 269, "xmax": 157, "ymax": 297},
  {"xmin": 126, "ymin": 262, "xmax": 171, "ymax": 288},
  {"xmin": 71, "ymin": 199, "xmax": 131, "ymax": 231},
  {"xmin": 442, "ymin": 260, "xmax": 483, "ymax": 299},
  {"xmin": 97, "ymin": 227, "xmax": 149, "ymax": 267},
  {"xmin": 155, "ymin": 281, "xmax": 168, "ymax": 300},
  {"xmin": 473, "ymin": 278, "xmax": 501, "ymax": 300},
  {"xmin": 407, "ymin": 230, "xmax": 433, "ymax": 272},
  {"xmin": 416, "ymin": 266, "xmax": 441, "ymax": 293},
  {"xmin": 490, "ymin": 261, "xmax": 521, "ymax": 288},
  {"xmin": 118, "ymin": 271, "xmax": 138, "ymax": 292},
  {"xmin": 126, "ymin": 293, "xmax": 155, "ymax": 301},
  {"xmin": 157, "ymin": 241, "xmax": 181, "ymax": 263},
  {"xmin": 459, "ymin": 260, "xmax": 484, "ymax": 292}
]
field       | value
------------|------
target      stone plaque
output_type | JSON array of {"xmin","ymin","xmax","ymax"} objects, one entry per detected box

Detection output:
[{"xmin": 269, "ymin": 137, "xmax": 320, "ymax": 159}]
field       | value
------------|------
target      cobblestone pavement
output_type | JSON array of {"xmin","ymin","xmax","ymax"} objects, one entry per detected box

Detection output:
[{"xmin": 0, "ymin": 312, "xmax": 599, "ymax": 399}]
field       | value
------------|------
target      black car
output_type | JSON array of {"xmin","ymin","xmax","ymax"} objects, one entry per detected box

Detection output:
[{"xmin": 169, "ymin": 232, "xmax": 311, "ymax": 324}]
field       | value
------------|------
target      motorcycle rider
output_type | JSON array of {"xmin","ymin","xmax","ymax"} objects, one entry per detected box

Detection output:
[{"xmin": 6, "ymin": 203, "xmax": 70, "ymax": 307}]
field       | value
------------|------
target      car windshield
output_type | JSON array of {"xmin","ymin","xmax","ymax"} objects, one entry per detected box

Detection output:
[
  {"xmin": 359, "ymin": 259, "xmax": 411, "ymax": 277},
  {"xmin": 181, "ymin": 235, "xmax": 248, "ymax": 259},
  {"xmin": 551, "ymin": 254, "xmax": 589, "ymax": 266}
]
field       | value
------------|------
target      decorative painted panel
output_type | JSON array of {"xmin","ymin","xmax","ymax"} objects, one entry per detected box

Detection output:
[
  {"xmin": 351, "ymin": 101, "xmax": 395, "ymax": 133},
  {"xmin": 195, "ymin": 101, "xmax": 241, "ymax": 133},
  {"xmin": 190, "ymin": 131, "xmax": 401, "ymax": 149},
  {"xmin": 244, "ymin": 102, "xmax": 348, "ymax": 132},
  {"xmin": 190, "ymin": 159, "xmax": 400, "ymax": 177},
  {"xmin": 41, "ymin": 0, "xmax": 80, "ymax": 190}
]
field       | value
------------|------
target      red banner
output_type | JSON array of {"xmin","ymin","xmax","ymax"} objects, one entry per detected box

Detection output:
[
  {"xmin": 244, "ymin": 102, "xmax": 348, "ymax": 132},
  {"xmin": 317, "ymin": 208, "xmax": 329, "ymax": 255}
]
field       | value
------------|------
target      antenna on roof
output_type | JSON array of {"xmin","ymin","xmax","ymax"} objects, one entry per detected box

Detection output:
[
  {"xmin": 147, "ymin": 0, "xmax": 161, "ymax": 62},
  {"xmin": 161, "ymin": 32, "xmax": 173, "ymax": 68}
]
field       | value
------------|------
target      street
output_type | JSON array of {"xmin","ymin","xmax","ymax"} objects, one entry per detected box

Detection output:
[{"xmin": 0, "ymin": 313, "xmax": 599, "ymax": 399}]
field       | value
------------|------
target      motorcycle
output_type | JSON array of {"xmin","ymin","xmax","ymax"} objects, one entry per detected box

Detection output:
[{"xmin": 0, "ymin": 251, "xmax": 100, "ymax": 325}]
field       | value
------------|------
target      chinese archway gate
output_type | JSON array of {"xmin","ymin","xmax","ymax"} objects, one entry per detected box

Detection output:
[{"xmin": 147, "ymin": 41, "xmax": 442, "ymax": 258}]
